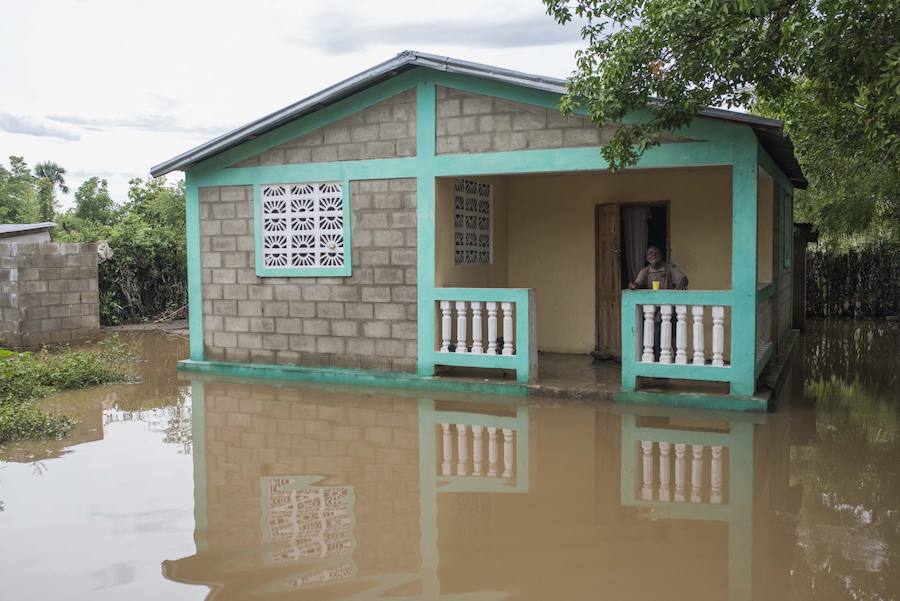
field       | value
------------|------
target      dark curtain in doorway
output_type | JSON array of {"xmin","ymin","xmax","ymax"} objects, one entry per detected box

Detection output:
[{"xmin": 622, "ymin": 206, "xmax": 650, "ymax": 282}]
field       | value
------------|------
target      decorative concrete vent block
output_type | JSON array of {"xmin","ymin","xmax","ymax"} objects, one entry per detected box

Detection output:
[{"xmin": 0, "ymin": 242, "xmax": 100, "ymax": 349}]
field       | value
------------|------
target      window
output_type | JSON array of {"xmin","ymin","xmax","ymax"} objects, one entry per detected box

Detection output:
[
  {"xmin": 257, "ymin": 181, "xmax": 351, "ymax": 276},
  {"xmin": 454, "ymin": 178, "xmax": 492, "ymax": 265}
]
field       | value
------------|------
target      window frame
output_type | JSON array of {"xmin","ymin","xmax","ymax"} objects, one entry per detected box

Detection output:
[{"xmin": 253, "ymin": 178, "xmax": 352, "ymax": 277}]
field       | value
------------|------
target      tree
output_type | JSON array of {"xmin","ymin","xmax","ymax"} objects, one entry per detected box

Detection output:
[
  {"xmin": 543, "ymin": 0, "xmax": 900, "ymax": 237},
  {"xmin": 33, "ymin": 161, "xmax": 69, "ymax": 221},
  {"xmin": 0, "ymin": 156, "xmax": 40, "ymax": 223},
  {"xmin": 73, "ymin": 177, "xmax": 116, "ymax": 224}
]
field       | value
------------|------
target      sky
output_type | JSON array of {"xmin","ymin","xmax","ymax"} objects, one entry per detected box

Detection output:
[{"xmin": 0, "ymin": 0, "xmax": 586, "ymax": 209}]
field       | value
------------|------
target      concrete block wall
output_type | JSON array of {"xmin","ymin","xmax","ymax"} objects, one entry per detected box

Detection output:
[
  {"xmin": 200, "ymin": 179, "xmax": 417, "ymax": 371},
  {"xmin": 0, "ymin": 242, "xmax": 100, "ymax": 349},
  {"xmin": 435, "ymin": 85, "xmax": 620, "ymax": 154},
  {"xmin": 232, "ymin": 89, "xmax": 416, "ymax": 168},
  {"xmin": 202, "ymin": 381, "xmax": 420, "ymax": 573}
]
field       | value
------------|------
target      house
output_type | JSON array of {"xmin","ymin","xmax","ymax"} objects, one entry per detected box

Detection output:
[
  {"xmin": 151, "ymin": 51, "xmax": 805, "ymax": 410},
  {"xmin": 0, "ymin": 222, "xmax": 55, "ymax": 243}
]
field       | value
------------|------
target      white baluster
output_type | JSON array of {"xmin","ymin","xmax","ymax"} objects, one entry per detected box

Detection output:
[
  {"xmin": 674, "ymin": 443, "xmax": 686, "ymax": 502},
  {"xmin": 486, "ymin": 302, "xmax": 498, "ymax": 355},
  {"xmin": 501, "ymin": 302, "xmax": 514, "ymax": 356},
  {"xmin": 675, "ymin": 305, "xmax": 688, "ymax": 365},
  {"xmin": 472, "ymin": 425, "xmax": 484, "ymax": 476},
  {"xmin": 440, "ymin": 301, "xmax": 452, "ymax": 353},
  {"xmin": 455, "ymin": 301, "xmax": 468, "ymax": 353},
  {"xmin": 659, "ymin": 305, "xmax": 674, "ymax": 364},
  {"xmin": 710, "ymin": 446, "xmax": 723, "ymax": 504},
  {"xmin": 441, "ymin": 423, "xmax": 452, "ymax": 476},
  {"xmin": 470, "ymin": 301, "xmax": 484, "ymax": 354},
  {"xmin": 692, "ymin": 306, "xmax": 706, "ymax": 365},
  {"xmin": 487, "ymin": 427, "xmax": 498, "ymax": 476},
  {"xmin": 641, "ymin": 441, "xmax": 654, "ymax": 500},
  {"xmin": 456, "ymin": 424, "xmax": 468, "ymax": 475},
  {"xmin": 691, "ymin": 445, "xmax": 704, "ymax": 503},
  {"xmin": 659, "ymin": 442, "xmax": 671, "ymax": 502},
  {"xmin": 711, "ymin": 306, "xmax": 725, "ymax": 366},
  {"xmin": 641, "ymin": 304, "xmax": 656, "ymax": 363},
  {"xmin": 502, "ymin": 428, "xmax": 514, "ymax": 478}
]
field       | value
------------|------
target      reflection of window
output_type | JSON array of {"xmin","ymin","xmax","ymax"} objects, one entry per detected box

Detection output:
[
  {"xmin": 259, "ymin": 182, "xmax": 349, "ymax": 276},
  {"xmin": 454, "ymin": 178, "xmax": 492, "ymax": 265},
  {"xmin": 262, "ymin": 477, "xmax": 355, "ymax": 565}
]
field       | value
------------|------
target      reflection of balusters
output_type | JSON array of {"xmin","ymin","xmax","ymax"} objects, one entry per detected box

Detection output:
[
  {"xmin": 659, "ymin": 442, "xmax": 671, "ymax": 502},
  {"xmin": 487, "ymin": 427, "xmax": 498, "ymax": 476},
  {"xmin": 486, "ymin": 302, "xmax": 498, "ymax": 354},
  {"xmin": 692, "ymin": 306, "xmax": 705, "ymax": 365},
  {"xmin": 674, "ymin": 443, "xmax": 686, "ymax": 502},
  {"xmin": 642, "ymin": 305, "xmax": 656, "ymax": 363},
  {"xmin": 501, "ymin": 303, "xmax": 514, "ymax": 356},
  {"xmin": 712, "ymin": 306, "xmax": 725, "ymax": 366},
  {"xmin": 710, "ymin": 445, "xmax": 723, "ymax": 504},
  {"xmin": 455, "ymin": 302, "xmax": 468, "ymax": 353},
  {"xmin": 675, "ymin": 305, "xmax": 688, "ymax": 364},
  {"xmin": 659, "ymin": 305, "xmax": 673, "ymax": 364},
  {"xmin": 691, "ymin": 445, "xmax": 704, "ymax": 503},
  {"xmin": 502, "ymin": 428, "xmax": 514, "ymax": 478},
  {"xmin": 471, "ymin": 302, "xmax": 484, "ymax": 354},
  {"xmin": 456, "ymin": 424, "xmax": 468, "ymax": 475},
  {"xmin": 440, "ymin": 302, "xmax": 452, "ymax": 352},
  {"xmin": 472, "ymin": 425, "xmax": 484, "ymax": 476},
  {"xmin": 641, "ymin": 441, "xmax": 654, "ymax": 500},
  {"xmin": 441, "ymin": 423, "xmax": 452, "ymax": 476}
]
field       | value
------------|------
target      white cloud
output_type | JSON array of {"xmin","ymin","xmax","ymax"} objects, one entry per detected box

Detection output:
[{"xmin": 0, "ymin": 0, "xmax": 585, "ymax": 205}]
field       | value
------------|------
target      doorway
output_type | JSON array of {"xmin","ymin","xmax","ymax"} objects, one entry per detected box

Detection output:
[{"xmin": 595, "ymin": 202, "xmax": 669, "ymax": 359}]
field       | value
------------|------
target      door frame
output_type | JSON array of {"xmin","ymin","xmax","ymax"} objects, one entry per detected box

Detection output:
[{"xmin": 595, "ymin": 200, "xmax": 671, "ymax": 359}]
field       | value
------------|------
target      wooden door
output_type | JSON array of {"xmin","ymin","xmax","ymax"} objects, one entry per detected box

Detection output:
[{"xmin": 596, "ymin": 204, "xmax": 621, "ymax": 359}]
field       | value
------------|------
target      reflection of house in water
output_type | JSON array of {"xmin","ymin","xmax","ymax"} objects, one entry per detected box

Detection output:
[
  {"xmin": 165, "ymin": 376, "xmax": 805, "ymax": 600},
  {"xmin": 103, "ymin": 403, "xmax": 193, "ymax": 454}
]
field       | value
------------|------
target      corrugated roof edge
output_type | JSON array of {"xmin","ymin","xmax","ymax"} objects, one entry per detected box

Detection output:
[
  {"xmin": 0, "ymin": 221, "xmax": 56, "ymax": 235},
  {"xmin": 150, "ymin": 50, "xmax": 806, "ymax": 188}
]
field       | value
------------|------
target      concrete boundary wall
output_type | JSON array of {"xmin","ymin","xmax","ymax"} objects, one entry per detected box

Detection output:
[{"xmin": 0, "ymin": 242, "xmax": 100, "ymax": 349}]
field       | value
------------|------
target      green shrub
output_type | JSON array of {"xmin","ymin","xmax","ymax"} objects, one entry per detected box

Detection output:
[{"xmin": 0, "ymin": 340, "xmax": 132, "ymax": 443}]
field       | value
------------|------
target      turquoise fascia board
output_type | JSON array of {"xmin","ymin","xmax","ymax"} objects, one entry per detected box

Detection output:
[
  {"xmin": 190, "ymin": 72, "xmax": 422, "ymax": 175},
  {"xmin": 177, "ymin": 358, "xmax": 529, "ymax": 397},
  {"xmin": 191, "ymin": 157, "xmax": 418, "ymax": 187},
  {"xmin": 252, "ymin": 177, "xmax": 353, "ymax": 278},
  {"xmin": 185, "ymin": 175, "xmax": 204, "ymax": 361}
]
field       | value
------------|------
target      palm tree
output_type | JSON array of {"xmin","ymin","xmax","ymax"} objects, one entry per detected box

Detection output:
[{"xmin": 33, "ymin": 161, "xmax": 69, "ymax": 221}]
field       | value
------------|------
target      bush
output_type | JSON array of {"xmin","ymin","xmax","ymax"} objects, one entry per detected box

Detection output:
[
  {"xmin": 0, "ymin": 340, "xmax": 132, "ymax": 443},
  {"xmin": 806, "ymin": 240, "xmax": 900, "ymax": 318}
]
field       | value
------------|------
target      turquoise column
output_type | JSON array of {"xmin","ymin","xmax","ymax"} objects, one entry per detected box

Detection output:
[
  {"xmin": 185, "ymin": 175, "xmax": 204, "ymax": 361},
  {"xmin": 416, "ymin": 78, "xmax": 437, "ymax": 377},
  {"xmin": 730, "ymin": 135, "xmax": 759, "ymax": 396}
]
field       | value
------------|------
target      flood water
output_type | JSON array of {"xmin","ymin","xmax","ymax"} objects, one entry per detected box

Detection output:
[{"xmin": 0, "ymin": 321, "xmax": 897, "ymax": 601}]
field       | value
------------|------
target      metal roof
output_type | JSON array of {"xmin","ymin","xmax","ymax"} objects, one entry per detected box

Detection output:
[
  {"xmin": 0, "ymin": 222, "xmax": 56, "ymax": 236},
  {"xmin": 150, "ymin": 50, "xmax": 806, "ymax": 188}
]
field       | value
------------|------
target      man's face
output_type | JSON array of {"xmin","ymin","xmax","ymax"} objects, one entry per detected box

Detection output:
[{"xmin": 646, "ymin": 247, "xmax": 662, "ymax": 266}]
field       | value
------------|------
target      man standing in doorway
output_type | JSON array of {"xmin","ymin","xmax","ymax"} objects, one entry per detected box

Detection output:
[{"xmin": 628, "ymin": 246, "xmax": 689, "ymax": 291}]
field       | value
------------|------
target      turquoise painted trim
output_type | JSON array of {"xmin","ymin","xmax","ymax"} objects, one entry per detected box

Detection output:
[
  {"xmin": 185, "ymin": 176, "xmax": 203, "ymax": 361},
  {"xmin": 252, "ymin": 177, "xmax": 352, "ymax": 277},
  {"xmin": 430, "ymin": 287, "xmax": 533, "ymax": 383},
  {"xmin": 191, "ymin": 157, "xmax": 417, "ymax": 187},
  {"xmin": 416, "ymin": 78, "xmax": 438, "ymax": 379},
  {"xmin": 190, "ymin": 380, "xmax": 207, "ymax": 552},
  {"xmin": 190, "ymin": 72, "xmax": 421, "ymax": 175},
  {"xmin": 614, "ymin": 390, "xmax": 768, "ymax": 411},
  {"xmin": 730, "ymin": 133, "xmax": 760, "ymax": 396},
  {"xmin": 620, "ymin": 289, "xmax": 735, "ymax": 391},
  {"xmin": 177, "ymin": 358, "xmax": 529, "ymax": 397}
]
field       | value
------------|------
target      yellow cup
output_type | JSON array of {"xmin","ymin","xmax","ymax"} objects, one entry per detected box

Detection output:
[{"xmin": 652, "ymin": 281, "xmax": 660, "ymax": 290}]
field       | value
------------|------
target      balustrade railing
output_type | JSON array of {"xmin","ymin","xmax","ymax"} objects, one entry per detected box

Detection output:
[
  {"xmin": 637, "ymin": 304, "xmax": 729, "ymax": 367},
  {"xmin": 432, "ymin": 288, "xmax": 537, "ymax": 383},
  {"xmin": 638, "ymin": 441, "xmax": 727, "ymax": 504}
]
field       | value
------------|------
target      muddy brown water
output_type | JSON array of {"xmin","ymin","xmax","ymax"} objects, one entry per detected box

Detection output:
[{"xmin": 0, "ymin": 322, "xmax": 897, "ymax": 601}]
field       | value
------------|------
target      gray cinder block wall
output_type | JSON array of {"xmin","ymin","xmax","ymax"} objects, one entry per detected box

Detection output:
[
  {"xmin": 199, "ymin": 179, "xmax": 417, "ymax": 372},
  {"xmin": 0, "ymin": 242, "xmax": 100, "ymax": 349}
]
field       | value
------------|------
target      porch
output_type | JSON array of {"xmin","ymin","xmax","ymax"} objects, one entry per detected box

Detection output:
[{"xmin": 424, "ymin": 166, "xmax": 790, "ymax": 409}]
